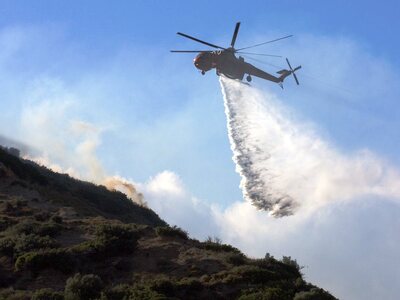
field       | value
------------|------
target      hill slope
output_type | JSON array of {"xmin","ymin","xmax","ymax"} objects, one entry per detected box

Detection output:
[{"xmin": 0, "ymin": 147, "xmax": 336, "ymax": 299}]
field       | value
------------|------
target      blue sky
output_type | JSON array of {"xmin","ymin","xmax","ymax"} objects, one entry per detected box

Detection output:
[{"xmin": 1, "ymin": 1, "xmax": 400, "ymax": 299}]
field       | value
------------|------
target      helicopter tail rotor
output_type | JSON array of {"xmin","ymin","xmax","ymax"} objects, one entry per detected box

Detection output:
[{"xmin": 285, "ymin": 58, "xmax": 301, "ymax": 85}]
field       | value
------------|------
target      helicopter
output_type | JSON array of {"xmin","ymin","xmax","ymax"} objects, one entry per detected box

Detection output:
[{"xmin": 171, "ymin": 22, "xmax": 301, "ymax": 88}]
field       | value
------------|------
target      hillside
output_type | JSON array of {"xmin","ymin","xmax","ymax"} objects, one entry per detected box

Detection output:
[{"xmin": 0, "ymin": 146, "xmax": 336, "ymax": 299}]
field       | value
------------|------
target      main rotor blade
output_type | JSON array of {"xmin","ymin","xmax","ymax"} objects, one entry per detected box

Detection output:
[
  {"xmin": 170, "ymin": 50, "xmax": 214, "ymax": 53},
  {"xmin": 231, "ymin": 22, "xmax": 241, "ymax": 48},
  {"xmin": 177, "ymin": 32, "xmax": 226, "ymax": 50},
  {"xmin": 286, "ymin": 57, "xmax": 293, "ymax": 70},
  {"xmin": 237, "ymin": 51, "xmax": 282, "ymax": 58},
  {"xmin": 293, "ymin": 66, "xmax": 302, "ymax": 72},
  {"xmin": 293, "ymin": 73, "xmax": 300, "ymax": 85},
  {"xmin": 236, "ymin": 35, "xmax": 293, "ymax": 51}
]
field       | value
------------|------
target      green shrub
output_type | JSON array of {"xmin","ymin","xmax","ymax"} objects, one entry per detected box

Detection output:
[
  {"xmin": 226, "ymin": 252, "xmax": 247, "ymax": 265},
  {"xmin": 155, "ymin": 225, "xmax": 188, "ymax": 240},
  {"xmin": 294, "ymin": 288, "xmax": 337, "ymax": 300},
  {"xmin": 127, "ymin": 285, "xmax": 168, "ymax": 300},
  {"xmin": 12, "ymin": 220, "xmax": 61, "ymax": 237},
  {"xmin": 239, "ymin": 287, "xmax": 291, "ymax": 300},
  {"xmin": 34, "ymin": 212, "xmax": 51, "ymax": 222},
  {"xmin": 73, "ymin": 224, "xmax": 139, "ymax": 259},
  {"xmin": 150, "ymin": 278, "xmax": 175, "ymax": 296},
  {"xmin": 177, "ymin": 277, "xmax": 203, "ymax": 292},
  {"xmin": 0, "ymin": 216, "xmax": 16, "ymax": 231},
  {"xmin": 36, "ymin": 222, "xmax": 62, "ymax": 237},
  {"xmin": 15, "ymin": 248, "xmax": 75, "ymax": 274},
  {"xmin": 0, "ymin": 237, "xmax": 15, "ymax": 256},
  {"xmin": 201, "ymin": 237, "xmax": 241, "ymax": 254},
  {"xmin": 281, "ymin": 256, "xmax": 301, "ymax": 271},
  {"xmin": 14, "ymin": 234, "xmax": 58, "ymax": 256},
  {"xmin": 64, "ymin": 273, "xmax": 103, "ymax": 300},
  {"xmin": 11, "ymin": 220, "xmax": 35, "ymax": 235},
  {"xmin": 231, "ymin": 265, "xmax": 275, "ymax": 284},
  {"xmin": 104, "ymin": 284, "xmax": 131, "ymax": 300},
  {"xmin": 50, "ymin": 215, "xmax": 63, "ymax": 224},
  {"xmin": 31, "ymin": 288, "xmax": 64, "ymax": 300},
  {"xmin": 0, "ymin": 288, "xmax": 31, "ymax": 300}
]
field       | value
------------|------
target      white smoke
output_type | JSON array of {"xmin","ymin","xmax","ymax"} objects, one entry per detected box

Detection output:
[
  {"xmin": 220, "ymin": 76, "xmax": 400, "ymax": 217},
  {"xmin": 17, "ymin": 87, "xmax": 145, "ymax": 206}
]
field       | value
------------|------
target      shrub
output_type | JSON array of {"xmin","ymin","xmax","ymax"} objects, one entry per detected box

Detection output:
[
  {"xmin": 36, "ymin": 222, "xmax": 62, "ymax": 237},
  {"xmin": 12, "ymin": 220, "xmax": 61, "ymax": 237},
  {"xmin": 151, "ymin": 278, "xmax": 175, "ymax": 296},
  {"xmin": 0, "ymin": 216, "xmax": 16, "ymax": 231},
  {"xmin": 0, "ymin": 288, "xmax": 31, "ymax": 300},
  {"xmin": 0, "ymin": 237, "xmax": 15, "ymax": 256},
  {"xmin": 239, "ymin": 287, "xmax": 291, "ymax": 300},
  {"xmin": 31, "ymin": 288, "xmax": 64, "ymax": 300},
  {"xmin": 12, "ymin": 220, "xmax": 36, "ymax": 235},
  {"xmin": 14, "ymin": 234, "xmax": 58, "ymax": 256},
  {"xmin": 127, "ymin": 284, "xmax": 168, "ymax": 300},
  {"xmin": 50, "ymin": 215, "xmax": 63, "ymax": 224},
  {"xmin": 15, "ymin": 248, "xmax": 75, "ymax": 274},
  {"xmin": 201, "ymin": 237, "xmax": 241, "ymax": 254},
  {"xmin": 226, "ymin": 252, "xmax": 247, "ymax": 266},
  {"xmin": 34, "ymin": 212, "xmax": 51, "ymax": 222},
  {"xmin": 95, "ymin": 224, "xmax": 138, "ymax": 245},
  {"xmin": 294, "ymin": 288, "xmax": 337, "ymax": 300},
  {"xmin": 77, "ymin": 224, "xmax": 139, "ymax": 259},
  {"xmin": 177, "ymin": 278, "xmax": 203, "ymax": 292},
  {"xmin": 249, "ymin": 255, "xmax": 278, "ymax": 269},
  {"xmin": 155, "ymin": 225, "xmax": 188, "ymax": 240},
  {"xmin": 104, "ymin": 284, "xmax": 131, "ymax": 300},
  {"xmin": 281, "ymin": 256, "xmax": 301, "ymax": 271},
  {"xmin": 64, "ymin": 273, "xmax": 103, "ymax": 300},
  {"xmin": 231, "ymin": 265, "xmax": 275, "ymax": 284}
]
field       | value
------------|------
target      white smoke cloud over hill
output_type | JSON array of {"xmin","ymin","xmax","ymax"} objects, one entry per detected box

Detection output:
[
  {"xmin": 220, "ymin": 76, "xmax": 400, "ymax": 217},
  {"xmin": 16, "ymin": 82, "xmax": 145, "ymax": 206}
]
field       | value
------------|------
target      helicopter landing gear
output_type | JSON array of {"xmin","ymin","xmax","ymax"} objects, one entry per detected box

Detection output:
[
  {"xmin": 246, "ymin": 75, "xmax": 252, "ymax": 82},
  {"xmin": 201, "ymin": 70, "xmax": 205, "ymax": 75}
]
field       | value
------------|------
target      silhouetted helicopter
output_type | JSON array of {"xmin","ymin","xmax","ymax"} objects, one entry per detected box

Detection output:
[{"xmin": 171, "ymin": 22, "xmax": 301, "ymax": 88}]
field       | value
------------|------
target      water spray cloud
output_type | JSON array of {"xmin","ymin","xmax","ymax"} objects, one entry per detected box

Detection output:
[{"xmin": 220, "ymin": 76, "xmax": 400, "ymax": 217}]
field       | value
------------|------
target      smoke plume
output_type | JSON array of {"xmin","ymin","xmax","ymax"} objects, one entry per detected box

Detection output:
[
  {"xmin": 220, "ymin": 76, "xmax": 400, "ymax": 217},
  {"xmin": 17, "ymin": 94, "xmax": 145, "ymax": 206}
]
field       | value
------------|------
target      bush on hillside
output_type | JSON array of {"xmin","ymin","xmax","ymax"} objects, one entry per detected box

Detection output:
[
  {"xmin": 155, "ymin": 225, "xmax": 188, "ymax": 240},
  {"xmin": 294, "ymin": 288, "xmax": 337, "ymax": 300},
  {"xmin": 104, "ymin": 284, "xmax": 131, "ymax": 300},
  {"xmin": 0, "ymin": 216, "xmax": 16, "ymax": 231},
  {"xmin": 226, "ymin": 265, "xmax": 275, "ymax": 284},
  {"xmin": 0, "ymin": 237, "xmax": 15, "ymax": 256},
  {"xmin": 0, "ymin": 288, "xmax": 31, "ymax": 300},
  {"xmin": 64, "ymin": 273, "xmax": 103, "ymax": 300},
  {"xmin": 15, "ymin": 248, "xmax": 75, "ymax": 274},
  {"xmin": 14, "ymin": 234, "xmax": 58, "ymax": 256},
  {"xmin": 31, "ymin": 288, "xmax": 64, "ymax": 300},
  {"xmin": 126, "ymin": 284, "xmax": 168, "ymax": 300},
  {"xmin": 226, "ymin": 252, "xmax": 247, "ymax": 266},
  {"xmin": 12, "ymin": 220, "xmax": 61, "ymax": 237},
  {"xmin": 239, "ymin": 287, "xmax": 291, "ymax": 300},
  {"xmin": 201, "ymin": 236, "xmax": 242, "ymax": 254},
  {"xmin": 281, "ymin": 256, "xmax": 301, "ymax": 271},
  {"xmin": 72, "ymin": 224, "xmax": 139, "ymax": 259}
]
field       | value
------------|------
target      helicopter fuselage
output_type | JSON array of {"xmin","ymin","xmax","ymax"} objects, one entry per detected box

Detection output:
[{"xmin": 193, "ymin": 49, "xmax": 247, "ymax": 80}]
